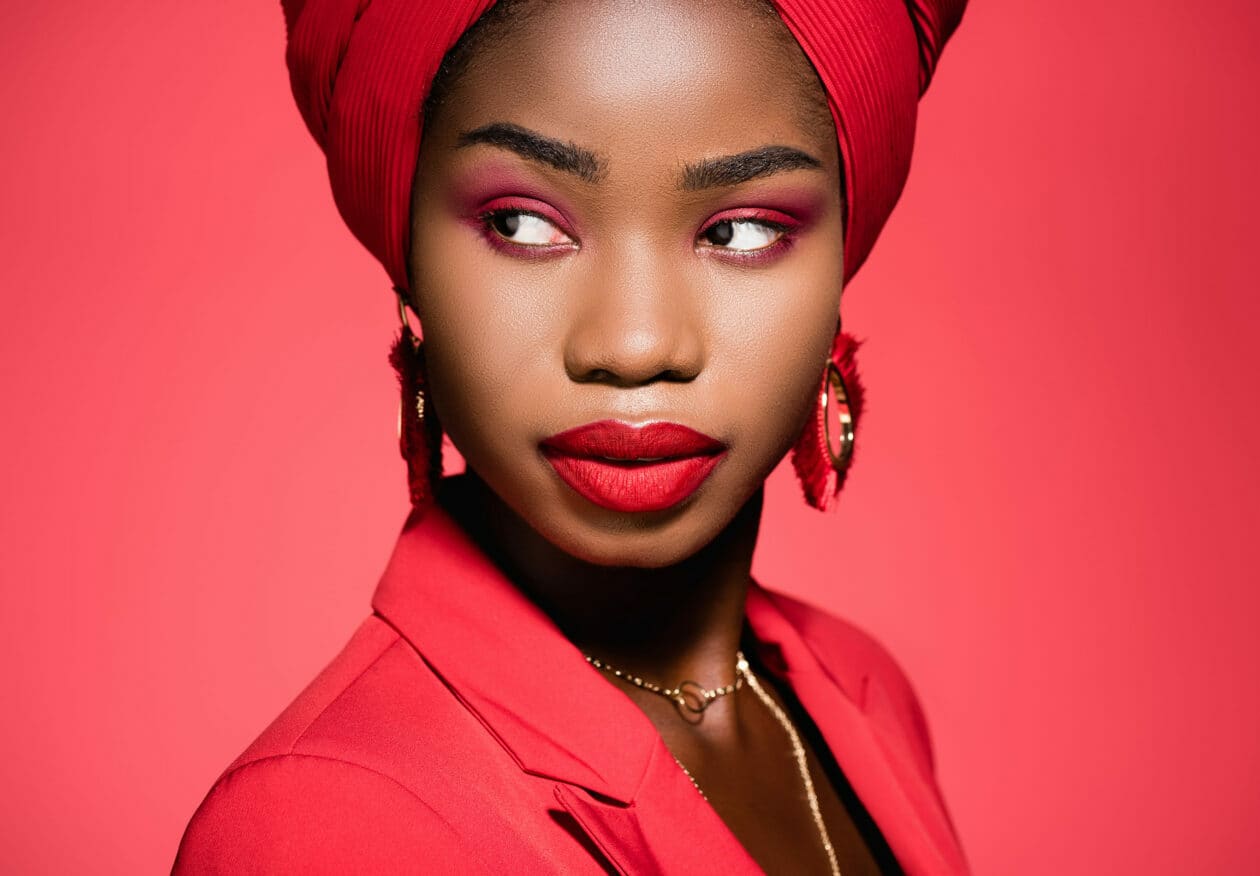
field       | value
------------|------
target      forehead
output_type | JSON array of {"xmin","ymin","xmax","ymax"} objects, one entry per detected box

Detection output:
[{"xmin": 433, "ymin": 0, "xmax": 836, "ymax": 167}]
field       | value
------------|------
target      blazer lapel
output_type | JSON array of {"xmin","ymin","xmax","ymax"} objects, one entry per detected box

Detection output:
[
  {"xmin": 746, "ymin": 585, "xmax": 969, "ymax": 875},
  {"xmin": 551, "ymin": 784, "xmax": 659, "ymax": 875},
  {"xmin": 552, "ymin": 738, "xmax": 764, "ymax": 876},
  {"xmin": 371, "ymin": 496, "xmax": 658, "ymax": 800},
  {"xmin": 370, "ymin": 490, "xmax": 761, "ymax": 872}
]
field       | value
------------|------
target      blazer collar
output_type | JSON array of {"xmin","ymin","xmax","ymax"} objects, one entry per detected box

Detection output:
[
  {"xmin": 369, "ymin": 487, "xmax": 866, "ymax": 804},
  {"xmin": 369, "ymin": 484, "xmax": 962, "ymax": 872},
  {"xmin": 371, "ymin": 493, "xmax": 660, "ymax": 803}
]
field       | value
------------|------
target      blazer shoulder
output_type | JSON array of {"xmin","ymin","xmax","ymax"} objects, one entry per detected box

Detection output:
[
  {"xmin": 223, "ymin": 614, "xmax": 404, "ymax": 772},
  {"xmin": 760, "ymin": 587, "xmax": 938, "ymax": 776},
  {"xmin": 172, "ymin": 752, "xmax": 490, "ymax": 874},
  {"xmin": 176, "ymin": 614, "xmax": 497, "ymax": 872}
]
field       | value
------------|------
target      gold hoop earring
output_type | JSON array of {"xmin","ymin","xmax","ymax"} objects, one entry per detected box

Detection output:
[
  {"xmin": 791, "ymin": 328, "xmax": 864, "ymax": 511},
  {"xmin": 822, "ymin": 361, "xmax": 855, "ymax": 472}
]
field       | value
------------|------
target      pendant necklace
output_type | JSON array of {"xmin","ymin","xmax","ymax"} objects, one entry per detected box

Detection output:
[{"xmin": 584, "ymin": 650, "xmax": 842, "ymax": 876}]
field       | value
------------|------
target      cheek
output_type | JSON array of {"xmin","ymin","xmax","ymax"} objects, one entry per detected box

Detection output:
[
  {"xmin": 707, "ymin": 269, "xmax": 842, "ymax": 453},
  {"xmin": 410, "ymin": 219, "xmax": 560, "ymax": 462}
]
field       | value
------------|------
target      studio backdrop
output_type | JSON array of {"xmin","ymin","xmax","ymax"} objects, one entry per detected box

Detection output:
[{"xmin": 0, "ymin": 1, "xmax": 1257, "ymax": 873}]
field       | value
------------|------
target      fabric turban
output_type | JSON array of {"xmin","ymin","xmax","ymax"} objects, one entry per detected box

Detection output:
[{"xmin": 280, "ymin": 0, "xmax": 966, "ymax": 294}]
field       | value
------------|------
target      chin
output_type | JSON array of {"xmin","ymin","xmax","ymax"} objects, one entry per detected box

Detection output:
[
  {"xmin": 545, "ymin": 523, "xmax": 716, "ymax": 569},
  {"xmin": 533, "ymin": 492, "xmax": 737, "ymax": 569},
  {"xmin": 462, "ymin": 457, "xmax": 750, "ymax": 570}
]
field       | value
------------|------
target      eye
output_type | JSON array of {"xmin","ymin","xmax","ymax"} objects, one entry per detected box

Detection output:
[
  {"xmin": 700, "ymin": 218, "xmax": 787, "ymax": 252},
  {"xmin": 484, "ymin": 209, "xmax": 574, "ymax": 247}
]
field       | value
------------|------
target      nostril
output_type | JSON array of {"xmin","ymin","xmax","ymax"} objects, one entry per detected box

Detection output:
[
  {"xmin": 572, "ymin": 367, "xmax": 616, "ymax": 384},
  {"xmin": 661, "ymin": 367, "xmax": 697, "ymax": 384},
  {"xmin": 569, "ymin": 366, "xmax": 697, "ymax": 388}
]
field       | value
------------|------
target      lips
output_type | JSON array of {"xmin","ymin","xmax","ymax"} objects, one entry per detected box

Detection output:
[{"xmin": 540, "ymin": 420, "xmax": 727, "ymax": 513}]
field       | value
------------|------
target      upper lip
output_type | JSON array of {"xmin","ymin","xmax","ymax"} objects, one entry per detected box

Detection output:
[{"xmin": 540, "ymin": 420, "xmax": 725, "ymax": 461}]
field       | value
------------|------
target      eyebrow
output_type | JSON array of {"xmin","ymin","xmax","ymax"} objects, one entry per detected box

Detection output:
[
  {"xmin": 456, "ymin": 122, "xmax": 824, "ymax": 190},
  {"xmin": 457, "ymin": 123, "xmax": 605, "ymax": 183},
  {"xmin": 679, "ymin": 145, "xmax": 824, "ymax": 191}
]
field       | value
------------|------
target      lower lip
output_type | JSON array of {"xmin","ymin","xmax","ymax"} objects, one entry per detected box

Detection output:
[{"xmin": 542, "ymin": 451, "xmax": 726, "ymax": 513}]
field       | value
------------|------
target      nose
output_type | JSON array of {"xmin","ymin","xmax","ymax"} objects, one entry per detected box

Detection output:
[{"xmin": 563, "ymin": 252, "xmax": 705, "ymax": 387}]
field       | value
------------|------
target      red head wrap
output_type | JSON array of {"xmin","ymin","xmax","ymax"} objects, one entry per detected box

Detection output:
[{"xmin": 280, "ymin": 0, "xmax": 965, "ymax": 293}]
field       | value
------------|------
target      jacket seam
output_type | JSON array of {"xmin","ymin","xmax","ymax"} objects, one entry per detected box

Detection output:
[
  {"xmin": 286, "ymin": 625, "xmax": 402, "ymax": 752},
  {"xmin": 371, "ymin": 608, "xmax": 644, "ymax": 804},
  {"xmin": 629, "ymin": 731, "xmax": 662, "ymax": 803},
  {"xmin": 370, "ymin": 609, "xmax": 543, "ymax": 776},
  {"xmin": 210, "ymin": 751, "xmax": 473, "ymax": 846}
]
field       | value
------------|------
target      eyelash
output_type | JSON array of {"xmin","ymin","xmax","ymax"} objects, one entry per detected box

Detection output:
[
  {"xmin": 696, "ymin": 213, "xmax": 796, "ymax": 264},
  {"xmin": 473, "ymin": 207, "xmax": 577, "ymax": 260},
  {"xmin": 473, "ymin": 207, "xmax": 798, "ymax": 263}
]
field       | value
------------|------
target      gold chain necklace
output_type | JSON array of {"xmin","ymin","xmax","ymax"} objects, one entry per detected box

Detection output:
[
  {"xmin": 584, "ymin": 650, "xmax": 842, "ymax": 876},
  {"xmin": 584, "ymin": 653, "xmax": 744, "ymax": 715}
]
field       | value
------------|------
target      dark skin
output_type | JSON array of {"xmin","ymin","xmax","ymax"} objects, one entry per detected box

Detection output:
[{"xmin": 408, "ymin": 1, "xmax": 883, "ymax": 873}]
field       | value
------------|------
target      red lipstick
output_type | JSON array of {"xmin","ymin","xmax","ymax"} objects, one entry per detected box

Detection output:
[{"xmin": 540, "ymin": 420, "xmax": 727, "ymax": 513}]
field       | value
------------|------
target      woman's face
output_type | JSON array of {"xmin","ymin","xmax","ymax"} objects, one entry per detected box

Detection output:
[{"xmin": 409, "ymin": 0, "xmax": 844, "ymax": 568}]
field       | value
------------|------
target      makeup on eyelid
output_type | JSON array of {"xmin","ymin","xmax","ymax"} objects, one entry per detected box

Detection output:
[
  {"xmin": 468, "ymin": 197, "xmax": 578, "ymax": 248},
  {"xmin": 448, "ymin": 163, "xmax": 830, "ymax": 260},
  {"xmin": 699, "ymin": 207, "xmax": 799, "ymax": 247},
  {"xmin": 447, "ymin": 161, "xmax": 580, "ymax": 218},
  {"xmin": 473, "ymin": 210, "xmax": 806, "ymax": 262}
]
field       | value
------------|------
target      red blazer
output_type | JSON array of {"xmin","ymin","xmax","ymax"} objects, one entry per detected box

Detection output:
[{"xmin": 174, "ymin": 497, "xmax": 968, "ymax": 874}]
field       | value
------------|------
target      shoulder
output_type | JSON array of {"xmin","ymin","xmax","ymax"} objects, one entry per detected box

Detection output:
[
  {"xmin": 219, "ymin": 614, "xmax": 403, "ymax": 770},
  {"xmin": 174, "ymin": 616, "xmax": 490, "ymax": 873},
  {"xmin": 759, "ymin": 587, "xmax": 938, "ymax": 777},
  {"xmin": 172, "ymin": 753, "xmax": 486, "ymax": 874}
]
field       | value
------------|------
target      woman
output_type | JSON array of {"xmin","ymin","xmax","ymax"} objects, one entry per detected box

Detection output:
[{"xmin": 175, "ymin": 0, "xmax": 967, "ymax": 873}]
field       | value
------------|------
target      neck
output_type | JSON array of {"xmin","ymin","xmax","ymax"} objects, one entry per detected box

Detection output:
[{"xmin": 439, "ymin": 472, "xmax": 761, "ymax": 687}]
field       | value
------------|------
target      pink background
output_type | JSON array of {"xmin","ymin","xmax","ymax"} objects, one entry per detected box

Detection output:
[{"xmin": 2, "ymin": 2, "xmax": 1257, "ymax": 873}]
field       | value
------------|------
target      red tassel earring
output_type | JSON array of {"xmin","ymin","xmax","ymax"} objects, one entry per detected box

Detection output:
[
  {"xmin": 791, "ymin": 327, "xmax": 866, "ymax": 510},
  {"xmin": 388, "ymin": 288, "xmax": 443, "ymax": 507}
]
